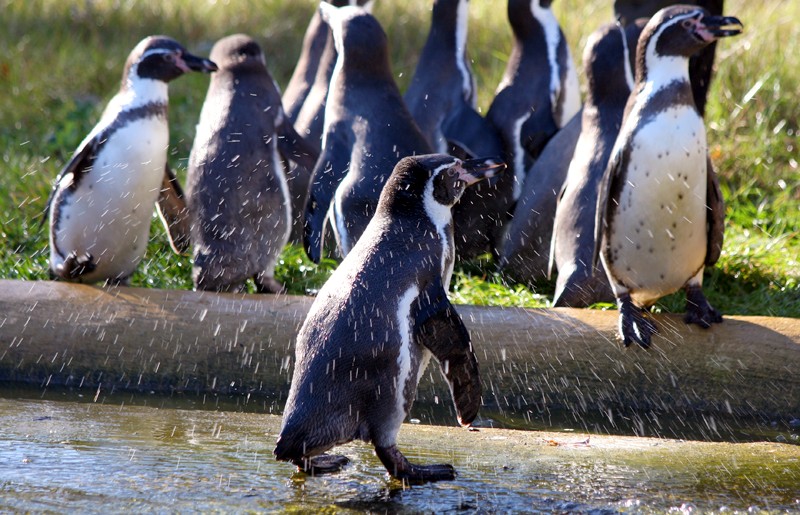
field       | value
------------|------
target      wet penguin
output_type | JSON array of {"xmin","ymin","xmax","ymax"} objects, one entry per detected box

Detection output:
[
  {"xmin": 275, "ymin": 154, "xmax": 504, "ymax": 480},
  {"xmin": 186, "ymin": 34, "xmax": 317, "ymax": 293},
  {"xmin": 303, "ymin": 3, "xmax": 432, "ymax": 263},
  {"xmin": 486, "ymin": 0, "xmax": 581, "ymax": 210},
  {"xmin": 46, "ymin": 36, "xmax": 216, "ymax": 285},
  {"xmin": 594, "ymin": 6, "xmax": 742, "ymax": 347},
  {"xmin": 548, "ymin": 20, "xmax": 646, "ymax": 307},
  {"xmin": 615, "ymin": 0, "xmax": 724, "ymax": 115},
  {"xmin": 404, "ymin": 0, "xmax": 506, "ymax": 259}
]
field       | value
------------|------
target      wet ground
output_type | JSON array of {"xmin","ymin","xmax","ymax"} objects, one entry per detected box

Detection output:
[{"xmin": 1, "ymin": 396, "xmax": 798, "ymax": 513}]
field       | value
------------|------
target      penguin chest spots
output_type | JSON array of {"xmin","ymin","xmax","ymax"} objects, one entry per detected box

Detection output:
[{"xmin": 608, "ymin": 106, "xmax": 707, "ymax": 298}]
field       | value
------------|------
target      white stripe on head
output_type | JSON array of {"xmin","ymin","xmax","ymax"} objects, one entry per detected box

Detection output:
[
  {"xmin": 423, "ymin": 160, "xmax": 459, "ymax": 287},
  {"xmin": 531, "ymin": 0, "xmax": 561, "ymax": 109},
  {"xmin": 642, "ymin": 12, "xmax": 694, "ymax": 93},
  {"xmin": 618, "ymin": 22, "xmax": 635, "ymax": 91}
]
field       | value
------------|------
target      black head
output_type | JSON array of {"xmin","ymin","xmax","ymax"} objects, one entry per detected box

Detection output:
[
  {"xmin": 210, "ymin": 34, "xmax": 267, "ymax": 74},
  {"xmin": 319, "ymin": 3, "xmax": 390, "ymax": 76},
  {"xmin": 583, "ymin": 20, "xmax": 646, "ymax": 104},
  {"xmin": 639, "ymin": 5, "xmax": 742, "ymax": 62},
  {"xmin": 123, "ymin": 35, "xmax": 218, "ymax": 86},
  {"xmin": 380, "ymin": 154, "xmax": 505, "ymax": 217},
  {"xmin": 507, "ymin": 0, "xmax": 554, "ymax": 36}
]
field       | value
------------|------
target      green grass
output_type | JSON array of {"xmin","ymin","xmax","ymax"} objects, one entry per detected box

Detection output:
[{"xmin": 1, "ymin": 0, "xmax": 797, "ymax": 316}]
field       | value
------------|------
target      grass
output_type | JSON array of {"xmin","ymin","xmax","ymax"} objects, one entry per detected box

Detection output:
[{"xmin": 0, "ymin": 0, "xmax": 797, "ymax": 317}]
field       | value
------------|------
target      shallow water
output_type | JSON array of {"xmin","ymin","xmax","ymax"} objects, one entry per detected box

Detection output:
[{"xmin": 1, "ymin": 397, "xmax": 798, "ymax": 513}]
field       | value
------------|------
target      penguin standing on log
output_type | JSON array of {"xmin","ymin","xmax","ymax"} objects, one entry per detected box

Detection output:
[
  {"xmin": 46, "ymin": 36, "xmax": 217, "ymax": 285},
  {"xmin": 595, "ymin": 5, "xmax": 742, "ymax": 347},
  {"xmin": 303, "ymin": 3, "xmax": 432, "ymax": 263},
  {"xmin": 275, "ymin": 154, "xmax": 504, "ymax": 481},
  {"xmin": 186, "ymin": 35, "xmax": 317, "ymax": 293}
]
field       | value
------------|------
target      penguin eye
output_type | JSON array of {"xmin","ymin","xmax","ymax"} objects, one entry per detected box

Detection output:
[
  {"xmin": 681, "ymin": 19, "xmax": 693, "ymax": 29},
  {"xmin": 163, "ymin": 52, "xmax": 177, "ymax": 63}
]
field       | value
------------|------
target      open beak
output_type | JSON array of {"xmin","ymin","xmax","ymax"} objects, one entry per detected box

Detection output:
[
  {"xmin": 698, "ymin": 15, "xmax": 743, "ymax": 41},
  {"xmin": 458, "ymin": 157, "xmax": 506, "ymax": 186},
  {"xmin": 178, "ymin": 52, "xmax": 218, "ymax": 73}
]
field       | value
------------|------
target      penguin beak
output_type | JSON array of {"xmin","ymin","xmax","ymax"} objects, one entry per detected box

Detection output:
[
  {"xmin": 697, "ymin": 15, "xmax": 743, "ymax": 41},
  {"xmin": 178, "ymin": 52, "xmax": 219, "ymax": 73},
  {"xmin": 458, "ymin": 157, "xmax": 506, "ymax": 186}
]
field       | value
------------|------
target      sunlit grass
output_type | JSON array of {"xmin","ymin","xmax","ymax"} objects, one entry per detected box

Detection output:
[{"xmin": 0, "ymin": 0, "xmax": 797, "ymax": 317}]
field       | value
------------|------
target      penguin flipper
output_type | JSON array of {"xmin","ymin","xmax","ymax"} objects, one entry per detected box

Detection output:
[
  {"xmin": 593, "ymin": 146, "xmax": 622, "ymax": 271},
  {"xmin": 705, "ymin": 156, "xmax": 725, "ymax": 266},
  {"xmin": 520, "ymin": 111, "xmax": 559, "ymax": 159},
  {"xmin": 156, "ymin": 164, "xmax": 191, "ymax": 255},
  {"xmin": 441, "ymin": 105, "xmax": 504, "ymax": 158},
  {"xmin": 276, "ymin": 112, "xmax": 320, "ymax": 171},
  {"xmin": 415, "ymin": 283, "xmax": 481, "ymax": 427},
  {"xmin": 42, "ymin": 136, "xmax": 98, "ymax": 228},
  {"xmin": 304, "ymin": 127, "xmax": 351, "ymax": 263}
]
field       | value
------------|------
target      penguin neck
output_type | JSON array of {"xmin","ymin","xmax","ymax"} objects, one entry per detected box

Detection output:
[
  {"xmin": 428, "ymin": 0, "xmax": 472, "ymax": 101},
  {"xmin": 422, "ymin": 180, "xmax": 456, "ymax": 288},
  {"xmin": 637, "ymin": 54, "xmax": 691, "ymax": 106},
  {"xmin": 121, "ymin": 74, "xmax": 170, "ymax": 109}
]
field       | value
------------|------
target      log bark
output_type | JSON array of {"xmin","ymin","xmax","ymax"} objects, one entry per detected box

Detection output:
[{"xmin": 1, "ymin": 279, "xmax": 798, "ymax": 436}]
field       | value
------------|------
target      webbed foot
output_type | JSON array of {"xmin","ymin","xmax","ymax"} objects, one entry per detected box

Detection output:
[
  {"xmin": 618, "ymin": 293, "xmax": 659, "ymax": 349},
  {"xmin": 684, "ymin": 284, "xmax": 723, "ymax": 328},
  {"xmin": 293, "ymin": 454, "xmax": 350, "ymax": 475},
  {"xmin": 375, "ymin": 445, "xmax": 456, "ymax": 482}
]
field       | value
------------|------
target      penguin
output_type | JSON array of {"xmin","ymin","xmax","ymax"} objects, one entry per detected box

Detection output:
[
  {"xmin": 547, "ymin": 20, "xmax": 647, "ymax": 307},
  {"xmin": 403, "ymin": 0, "xmax": 506, "ymax": 260},
  {"xmin": 303, "ymin": 3, "xmax": 432, "ymax": 264},
  {"xmin": 614, "ymin": 0, "xmax": 724, "ymax": 116},
  {"xmin": 486, "ymin": 0, "xmax": 581, "ymax": 208},
  {"xmin": 46, "ymin": 35, "xmax": 217, "ymax": 285},
  {"xmin": 186, "ymin": 34, "xmax": 318, "ymax": 293},
  {"xmin": 594, "ymin": 6, "xmax": 742, "ymax": 347},
  {"xmin": 286, "ymin": 1, "xmax": 376, "ymax": 244},
  {"xmin": 275, "ymin": 154, "xmax": 505, "ymax": 480},
  {"xmin": 497, "ymin": 109, "xmax": 581, "ymax": 285},
  {"xmin": 282, "ymin": 0, "xmax": 376, "ymax": 125}
]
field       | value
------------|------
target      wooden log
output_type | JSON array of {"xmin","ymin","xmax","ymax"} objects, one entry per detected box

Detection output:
[{"xmin": 1, "ymin": 279, "xmax": 798, "ymax": 437}]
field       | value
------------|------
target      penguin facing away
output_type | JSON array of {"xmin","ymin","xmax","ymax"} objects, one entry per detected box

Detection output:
[
  {"xmin": 303, "ymin": 3, "xmax": 432, "ymax": 264},
  {"xmin": 186, "ymin": 34, "xmax": 317, "ymax": 293},
  {"xmin": 548, "ymin": 20, "xmax": 646, "ymax": 307},
  {"xmin": 275, "ymin": 154, "xmax": 505, "ymax": 481},
  {"xmin": 594, "ymin": 6, "xmax": 742, "ymax": 347},
  {"xmin": 282, "ymin": 0, "xmax": 376, "ymax": 124},
  {"xmin": 487, "ymin": 0, "xmax": 581, "ymax": 205},
  {"xmin": 614, "ymin": 0, "xmax": 725, "ymax": 116},
  {"xmin": 46, "ymin": 35, "xmax": 217, "ymax": 285}
]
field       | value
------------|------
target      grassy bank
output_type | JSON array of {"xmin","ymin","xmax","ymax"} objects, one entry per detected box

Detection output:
[{"xmin": 1, "ymin": 0, "xmax": 797, "ymax": 316}]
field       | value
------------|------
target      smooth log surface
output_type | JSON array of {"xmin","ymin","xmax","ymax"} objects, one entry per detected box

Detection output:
[{"xmin": 1, "ymin": 280, "xmax": 798, "ymax": 433}]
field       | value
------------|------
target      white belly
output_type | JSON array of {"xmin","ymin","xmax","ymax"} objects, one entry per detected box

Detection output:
[
  {"xmin": 607, "ymin": 106, "xmax": 708, "ymax": 304},
  {"xmin": 53, "ymin": 118, "xmax": 169, "ymax": 281}
]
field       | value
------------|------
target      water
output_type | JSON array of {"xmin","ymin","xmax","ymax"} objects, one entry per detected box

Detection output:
[{"xmin": 1, "ymin": 396, "xmax": 798, "ymax": 513}]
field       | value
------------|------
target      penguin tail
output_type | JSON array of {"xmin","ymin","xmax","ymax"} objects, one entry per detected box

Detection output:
[{"xmin": 53, "ymin": 251, "xmax": 96, "ymax": 280}]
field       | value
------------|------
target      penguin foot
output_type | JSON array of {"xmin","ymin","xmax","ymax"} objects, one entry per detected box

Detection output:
[
  {"xmin": 618, "ymin": 294, "xmax": 659, "ymax": 349},
  {"xmin": 684, "ymin": 285, "xmax": 723, "ymax": 328},
  {"xmin": 293, "ymin": 454, "xmax": 350, "ymax": 476},
  {"xmin": 254, "ymin": 275, "xmax": 286, "ymax": 294},
  {"xmin": 375, "ymin": 445, "xmax": 456, "ymax": 482}
]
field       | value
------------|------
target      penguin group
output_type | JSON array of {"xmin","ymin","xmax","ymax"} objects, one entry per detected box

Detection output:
[{"xmin": 42, "ymin": 0, "xmax": 742, "ymax": 480}]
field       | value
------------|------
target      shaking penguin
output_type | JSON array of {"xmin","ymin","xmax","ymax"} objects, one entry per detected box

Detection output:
[
  {"xmin": 187, "ymin": 34, "xmax": 317, "ymax": 293},
  {"xmin": 276, "ymin": 154, "xmax": 504, "ymax": 480},
  {"xmin": 594, "ymin": 6, "xmax": 742, "ymax": 347},
  {"xmin": 303, "ymin": 3, "xmax": 432, "ymax": 263},
  {"xmin": 46, "ymin": 36, "xmax": 217, "ymax": 285},
  {"xmin": 548, "ymin": 20, "xmax": 646, "ymax": 307}
]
